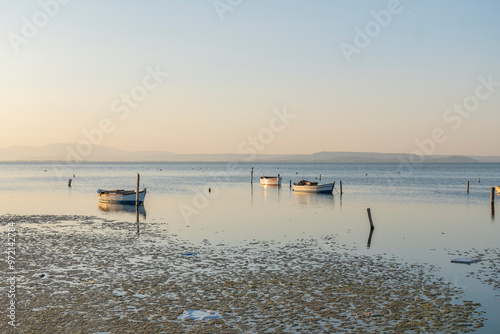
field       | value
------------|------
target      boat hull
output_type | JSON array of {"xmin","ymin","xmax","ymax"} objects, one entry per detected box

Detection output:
[
  {"xmin": 292, "ymin": 183, "xmax": 334, "ymax": 193},
  {"xmin": 97, "ymin": 189, "xmax": 146, "ymax": 204},
  {"xmin": 260, "ymin": 176, "xmax": 282, "ymax": 186}
]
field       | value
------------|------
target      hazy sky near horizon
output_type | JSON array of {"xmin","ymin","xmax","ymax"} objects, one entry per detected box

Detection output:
[{"xmin": 1, "ymin": 0, "xmax": 499, "ymax": 156}]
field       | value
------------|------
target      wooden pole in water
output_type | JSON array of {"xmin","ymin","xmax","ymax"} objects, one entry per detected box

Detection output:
[
  {"xmin": 319, "ymin": 174, "xmax": 321, "ymax": 181},
  {"xmin": 136, "ymin": 207, "xmax": 140, "ymax": 233},
  {"xmin": 136, "ymin": 173, "xmax": 140, "ymax": 206},
  {"xmin": 289, "ymin": 180, "xmax": 292, "ymax": 189},
  {"xmin": 340, "ymin": 180, "xmax": 343, "ymax": 195},
  {"xmin": 135, "ymin": 173, "xmax": 141, "ymax": 233},
  {"xmin": 251, "ymin": 168, "xmax": 254, "ymax": 184},
  {"xmin": 467, "ymin": 181, "xmax": 469, "ymax": 193},
  {"xmin": 491, "ymin": 187, "xmax": 496, "ymax": 221},
  {"xmin": 68, "ymin": 178, "xmax": 72, "ymax": 187},
  {"xmin": 367, "ymin": 208, "xmax": 375, "ymax": 230}
]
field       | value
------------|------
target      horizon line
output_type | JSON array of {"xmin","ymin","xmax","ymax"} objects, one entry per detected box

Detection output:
[{"xmin": 1, "ymin": 143, "xmax": 500, "ymax": 158}]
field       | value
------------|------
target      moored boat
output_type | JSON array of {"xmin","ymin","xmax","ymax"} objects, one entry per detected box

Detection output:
[
  {"xmin": 260, "ymin": 174, "xmax": 282, "ymax": 186},
  {"xmin": 97, "ymin": 189, "xmax": 146, "ymax": 204},
  {"xmin": 496, "ymin": 186, "xmax": 500, "ymax": 194},
  {"xmin": 292, "ymin": 180, "xmax": 334, "ymax": 193}
]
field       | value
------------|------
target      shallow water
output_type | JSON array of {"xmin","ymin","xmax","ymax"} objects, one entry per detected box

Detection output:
[{"xmin": 1, "ymin": 162, "xmax": 499, "ymax": 332}]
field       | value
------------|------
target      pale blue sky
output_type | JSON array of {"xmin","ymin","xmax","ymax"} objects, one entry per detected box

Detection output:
[{"xmin": 1, "ymin": 0, "xmax": 499, "ymax": 155}]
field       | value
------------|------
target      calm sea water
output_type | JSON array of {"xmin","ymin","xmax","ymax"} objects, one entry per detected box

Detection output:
[
  {"xmin": 1, "ymin": 161, "xmax": 499, "ymax": 198},
  {"xmin": 1, "ymin": 162, "xmax": 500, "ymax": 332}
]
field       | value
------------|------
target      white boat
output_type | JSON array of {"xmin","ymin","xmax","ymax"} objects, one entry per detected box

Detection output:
[
  {"xmin": 292, "ymin": 180, "xmax": 334, "ymax": 193},
  {"xmin": 260, "ymin": 174, "xmax": 282, "ymax": 186},
  {"xmin": 97, "ymin": 189, "xmax": 146, "ymax": 204}
]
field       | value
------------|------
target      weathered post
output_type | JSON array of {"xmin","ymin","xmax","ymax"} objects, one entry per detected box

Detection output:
[
  {"xmin": 340, "ymin": 180, "xmax": 343, "ymax": 195},
  {"xmin": 251, "ymin": 167, "xmax": 254, "ymax": 184},
  {"xmin": 136, "ymin": 207, "xmax": 140, "ymax": 234},
  {"xmin": 136, "ymin": 173, "xmax": 140, "ymax": 206},
  {"xmin": 68, "ymin": 178, "xmax": 72, "ymax": 187},
  {"xmin": 367, "ymin": 208, "xmax": 375, "ymax": 230},
  {"xmin": 491, "ymin": 187, "xmax": 495, "ymax": 221},
  {"xmin": 289, "ymin": 180, "xmax": 292, "ymax": 189},
  {"xmin": 467, "ymin": 181, "xmax": 469, "ymax": 193}
]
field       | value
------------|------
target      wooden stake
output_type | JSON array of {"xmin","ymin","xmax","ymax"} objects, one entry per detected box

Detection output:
[
  {"xmin": 136, "ymin": 206, "xmax": 140, "ymax": 234},
  {"xmin": 340, "ymin": 180, "xmax": 343, "ymax": 195},
  {"xmin": 251, "ymin": 168, "xmax": 254, "ymax": 184},
  {"xmin": 319, "ymin": 174, "xmax": 321, "ymax": 181},
  {"xmin": 289, "ymin": 180, "xmax": 292, "ymax": 189},
  {"xmin": 467, "ymin": 181, "xmax": 469, "ymax": 193},
  {"xmin": 491, "ymin": 187, "xmax": 495, "ymax": 204},
  {"xmin": 136, "ymin": 173, "xmax": 140, "ymax": 206},
  {"xmin": 367, "ymin": 208, "xmax": 374, "ymax": 230},
  {"xmin": 68, "ymin": 179, "xmax": 72, "ymax": 187}
]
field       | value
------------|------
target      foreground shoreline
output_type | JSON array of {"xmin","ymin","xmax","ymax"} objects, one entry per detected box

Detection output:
[{"xmin": 0, "ymin": 214, "xmax": 492, "ymax": 333}]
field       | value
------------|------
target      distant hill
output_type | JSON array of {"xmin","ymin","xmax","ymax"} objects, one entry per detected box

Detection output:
[{"xmin": 0, "ymin": 144, "xmax": 499, "ymax": 163}]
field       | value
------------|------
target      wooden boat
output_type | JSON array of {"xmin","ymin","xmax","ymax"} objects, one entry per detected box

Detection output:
[
  {"xmin": 260, "ymin": 174, "xmax": 282, "ymax": 186},
  {"xmin": 97, "ymin": 189, "xmax": 146, "ymax": 204},
  {"xmin": 292, "ymin": 180, "xmax": 334, "ymax": 193},
  {"xmin": 496, "ymin": 186, "xmax": 500, "ymax": 194}
]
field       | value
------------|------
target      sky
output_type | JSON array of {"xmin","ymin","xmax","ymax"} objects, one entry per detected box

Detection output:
[{"xmin": 1, "ymin": 0, "xmax": 499, "ymax": 156}]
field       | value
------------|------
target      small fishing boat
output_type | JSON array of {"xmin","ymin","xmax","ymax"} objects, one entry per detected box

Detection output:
[
  {"xmin": 496, "ymin": 186, "xmax": 500, "ymax": 194},
  {"xmin": 292, "ymin": 180, "xmax": 334, "ymax": 193},
  {"xmin": 260, "ymin": 174, "xmax": 282, "ymax": 186},
  {"xmin": 97, "ymin": 189, "xmax": 146, "ymax": 204}
]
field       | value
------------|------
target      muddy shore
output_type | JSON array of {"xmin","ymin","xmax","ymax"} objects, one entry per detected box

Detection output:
[{"xmin": 0, "ymin": 215, "xmax": 491, "ymax": 333}]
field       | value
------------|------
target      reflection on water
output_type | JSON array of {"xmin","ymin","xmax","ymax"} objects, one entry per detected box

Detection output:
[
  {"xmin": 261, "ymin": 184, "xmax": 282, "ymax": 203},
  {"xmin": 367, "ymin": 227, "xmax": 374, "ymax": 248},
  {"xmin": 293, "ymin": 192, "xmax": 334, "ymax": 207},
  {"xmin": 98, "ymin": 202, "xmax": 147, "ymax": 218}
]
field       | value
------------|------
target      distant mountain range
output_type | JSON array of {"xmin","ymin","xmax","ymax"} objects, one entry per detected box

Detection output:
[{"xmin": 1, "ymin": 144, "xmax": 500, "ymax": 163}]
